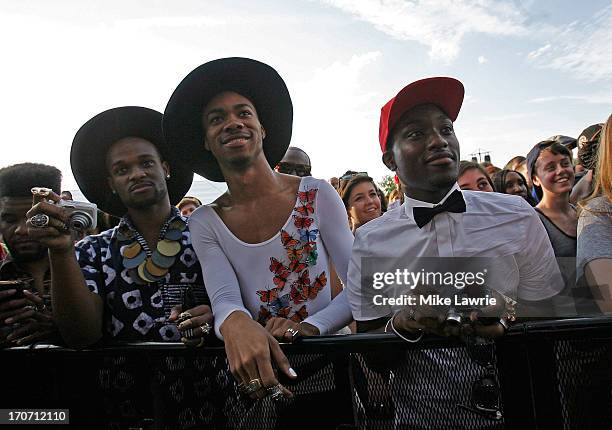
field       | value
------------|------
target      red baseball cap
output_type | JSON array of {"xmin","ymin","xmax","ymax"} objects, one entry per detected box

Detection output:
[{"xmin": 379, "ymin": 77, "xmax": 464, "ymax": 152}]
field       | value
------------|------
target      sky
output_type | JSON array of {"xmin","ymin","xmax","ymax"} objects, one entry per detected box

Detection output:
[{"xmin": 1, "ymin": 0, "xmax": 611, "ymax": 194}]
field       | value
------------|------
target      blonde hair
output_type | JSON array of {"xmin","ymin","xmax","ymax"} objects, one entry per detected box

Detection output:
[{"xmin": 581, "ymin": 114, "xmax": 612, "ymax": 213}]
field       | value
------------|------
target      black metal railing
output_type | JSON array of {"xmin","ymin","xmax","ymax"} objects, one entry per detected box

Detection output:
[{"xmin": 2, "ymin": 317, "xmax": 612, "ymax": 430}]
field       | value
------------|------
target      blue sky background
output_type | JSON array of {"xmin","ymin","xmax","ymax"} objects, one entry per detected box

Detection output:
[{"xmin": 1, "ymin": 0, "xmax": 610, "ymax": 199}]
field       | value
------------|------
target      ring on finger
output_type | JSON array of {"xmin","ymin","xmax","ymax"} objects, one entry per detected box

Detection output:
[
  {"xmin": 31, "ymin": 187, "xmax": 52, "ymax": 197},
  {"xmin": 200, "ymin": 322, "xmax": 211, "ymax": 336},
  {"xmin": 266, "ymin": 383, "xmax": 285, "ymax": 401},
  {"xmin": 285, "ymin": 327, "xmax": 299, "ymax": 339},
  {"xmin": 243, "ymin": 378, "xmax": 263, "ymax": 395},
  {"xmin": 179, "ymin": 311, "xmax": 192, "ymax": 319},
  {"xmin": 30, "ymin": 214, "xmax": 50, "ymax": 228},
  {"xmin": 182, "ymin": 327, "xmax": 198, "ymax": 339},
  {"xmin": 24, "ymin": 305, "xmax": 37, "ymax": 312}
]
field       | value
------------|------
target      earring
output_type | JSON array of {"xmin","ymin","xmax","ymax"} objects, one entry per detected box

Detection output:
[
  {"xmin": 111, "ymin": 189, "xmax": 117, "ymax": 194},
  {"xmin": 166, "ymin": 174, "xmax": 171, "ymax": 179}
]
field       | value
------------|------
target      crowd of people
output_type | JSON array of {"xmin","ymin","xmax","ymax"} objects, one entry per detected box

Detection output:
[{"xmin": 0, "ymin": 56, "xmax": 610, "ymax": 427}]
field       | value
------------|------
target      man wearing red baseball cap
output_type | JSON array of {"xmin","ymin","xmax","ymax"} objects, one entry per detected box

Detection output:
[{"xmin": 347, "ymin": 77, "xmax": 566, "ymax": 427}]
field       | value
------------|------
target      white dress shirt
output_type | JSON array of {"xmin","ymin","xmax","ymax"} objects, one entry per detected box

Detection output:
[{"xmin": 348, "ymin": 183, "xmax": 564, "ymax": 321}]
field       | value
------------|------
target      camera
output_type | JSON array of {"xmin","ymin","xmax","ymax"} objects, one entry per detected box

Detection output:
[{"xmin": 57, "ymin": 200, "xmax": 98, "ymax": 231}]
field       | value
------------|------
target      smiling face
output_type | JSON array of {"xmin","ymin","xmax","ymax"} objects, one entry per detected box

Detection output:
[
  {"xmin": 106, "ymin": 138, "xmax": 170, "ymax": 210},
  {"xmin": 458, "ymin": 167, "xmax": 493, "ymax": 192},
  {"xmin": 202, "ymin": 91, "xmax": 266, "ymax": 172},
  {"xmin": 504, "ymin": 171, "xmax": 528, "ymax": 198},
  {"xmin": 532, "ymin": 150, "xmax": 575, "ymax": 195},
  {"xmin": 0, "ymin": 197, "xmax": 47, "ymax": 263},
  {"xmin": 346, "ymin": 180, "xmax": 382, "ymax": 228},
  {"xmin": 383, "ymin": 104, "xmax": 459, "ymax": 202}
]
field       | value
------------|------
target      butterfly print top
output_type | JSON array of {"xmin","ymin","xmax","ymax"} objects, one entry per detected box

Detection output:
[{"xmin": 188, "ymin": 177, "xmax": 354, "ymax": 338}]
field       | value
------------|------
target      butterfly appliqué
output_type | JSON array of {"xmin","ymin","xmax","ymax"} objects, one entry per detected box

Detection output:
[{"xmin": 259, "ymin": 187, "xmax": 323, "ymax": 325}]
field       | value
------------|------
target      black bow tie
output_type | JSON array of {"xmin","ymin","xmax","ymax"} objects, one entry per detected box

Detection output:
[{"xmin": 412, "ymin": 190, "xmax": 466, "ymax": 228}]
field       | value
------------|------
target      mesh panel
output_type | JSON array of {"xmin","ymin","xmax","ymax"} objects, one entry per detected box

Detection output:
[
  {"xmin": 5, "ymin": 329, "xmax": 612, "ymax": 429},
  {"xmin": 351, "ymin": 345, "xmax": 504, "ymax": 430},
  {"xmin": 554, "ymin": 339, "xmax": 612, "ymax": 430},
  {"xmin": 224, "ymin": 353, "xmax": 345, "ymax": 430}
]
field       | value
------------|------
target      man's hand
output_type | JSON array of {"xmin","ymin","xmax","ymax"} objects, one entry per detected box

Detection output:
[
  {"xmin": 169, "ymin": 304, "xmax": 213, "ymax": 346},
  {"xmin": 221, "ymin": 311, "xmax": 296, "ymax": 400},
  {"xmin": 392, "ymin": 289, "xmax": 509, "ymax": 340},
  {"xmin": 0, "ymin": 289, "xmax": 29, "ymax": 323},
  {"xmin": 3, "ymin": 291, "xmax": 58, "ymax": 346},
  {"xmin": 26, "ymin": 189, "xmax": 74, "ymax": 253}
]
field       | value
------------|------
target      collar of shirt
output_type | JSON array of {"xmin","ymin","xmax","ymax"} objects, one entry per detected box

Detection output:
[{"xmin": 402, "ymin": 183, "xmax": 464, "ymax": 231}]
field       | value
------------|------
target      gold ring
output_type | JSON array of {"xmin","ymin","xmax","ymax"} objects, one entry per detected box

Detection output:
[
  {"xmin": 179, "ymin": 311, "xmax": 193, "ymax": 320},
  {"xmin": 243, "ymin": 378, "xmax": 263, "ymax": 394}
]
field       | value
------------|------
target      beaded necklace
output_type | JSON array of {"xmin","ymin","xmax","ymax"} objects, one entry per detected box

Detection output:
[{"xmin": 117, "ymin": 211, "xmax": 187, "ymax": 285}]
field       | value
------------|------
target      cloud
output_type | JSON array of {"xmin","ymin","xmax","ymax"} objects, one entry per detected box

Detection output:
[
  {"xmin": 477, "ymin": 55, "xmax": 488, "ymax": 64},
  {"xmin": 291, "ymin": 52, "xmax": 387, "ymax": 179},
  {"xmin": 528, "ymin": 93, "xmax": 612, "ymax": 104},
  {"xmin": 527, "ymin": 43, "xmax": 551, "ymax": 59},
  {"xmin": 319, "ymin": 0, "xmax": 527, "ymax": 62},
  {"xmin": 526, "ymin": 5, "xmax": 612, "ymax": 82}
]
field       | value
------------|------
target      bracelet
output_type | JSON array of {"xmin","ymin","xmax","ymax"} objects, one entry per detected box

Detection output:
[{"xmin": 387, "ymin": 310, "xmax": 424, "ymax": 343}]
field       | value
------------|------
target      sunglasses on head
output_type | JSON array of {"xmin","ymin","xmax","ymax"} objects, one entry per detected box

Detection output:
[
  {"xmin": 276, "ymin": 162, "xmax": 311, "ymax": 177},
  {"xmin": 339, "ymin": 172, "xmax": 369, "ymax": 181}
]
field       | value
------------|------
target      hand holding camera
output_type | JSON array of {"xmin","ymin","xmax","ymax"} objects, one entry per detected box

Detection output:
[
  {"xmin": 26, "ymin": 187, "xmax": 97, "ymax": 252},
  {"xmin": 392, "ymin": 285, "xmax": 510, "ymax": 340}
]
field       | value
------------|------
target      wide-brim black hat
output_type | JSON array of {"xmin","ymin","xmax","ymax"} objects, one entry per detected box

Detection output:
[
  {"xmin": 163, "ymin": 57, "xmax": 293, "ymax": 182},
  {"xmin": 70, "ymin": 106, "xmax": 194, "ymax": 217}
]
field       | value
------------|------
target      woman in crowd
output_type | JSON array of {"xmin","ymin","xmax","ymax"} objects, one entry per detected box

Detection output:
[
  {"xmin": 339, "ymin": 174, "xmax": 383, "ymax": 233},
  {"xmin": 577, "ymin": 114, "xmax": 612, "ymax": 314},
  {"xmin": 527, "ymin": 140, "xmax": 577, "ymax": 258},
  {"xmin": 492, "ymin": 169, "xmax": 537, "ymax": 206},
  {"xmin": 457, "ymin": 161, "xmax": 494, "ymax": 192},
  {"xmin": 506, "ymin": 155, "xmax": 538, "ymax": 203}
]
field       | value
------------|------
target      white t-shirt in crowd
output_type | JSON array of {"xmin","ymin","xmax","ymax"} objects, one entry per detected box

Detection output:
[
  {"xmin": 189, "ymin": 176, "xmax": 354, "ymax": 338},
  {"xmin": 348, "ymin": 183, "xmax": 564, "ymax": 321}
]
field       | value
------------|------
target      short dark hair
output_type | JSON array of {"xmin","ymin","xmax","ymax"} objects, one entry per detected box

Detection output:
[
  {"xmin": 286, "ymin": 146, "xmax": 311, "ymax": 165},
  {"xmin": 0, "ymin": 163, "xmax": 62, "ymax": 199}
]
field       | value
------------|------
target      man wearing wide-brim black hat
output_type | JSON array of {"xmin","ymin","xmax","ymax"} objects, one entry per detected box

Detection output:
[
  {"xmin": 26, "ymin": 106, "xmax": 213, "ymax": 348},
  {"xmin": 163, "ymin": 57, "xmax": 354, "ymax": 402}
]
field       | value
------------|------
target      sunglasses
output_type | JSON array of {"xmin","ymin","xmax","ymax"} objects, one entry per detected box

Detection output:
[
  {"xmin": 458, "ymin": 337, "xmax": 503, "ymax": 421},
  {"xmin": 339, "ymin": 172, "xmax": 369, "ymax": 181},
  {"xmin": 276, "ymin": 162, "xmax": 311, "ymax": 177}
]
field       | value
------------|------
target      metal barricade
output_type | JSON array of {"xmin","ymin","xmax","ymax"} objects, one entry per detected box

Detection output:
[{"xmin": 2, "ymin": 317, "xmax": 612, "ymax": 429}]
